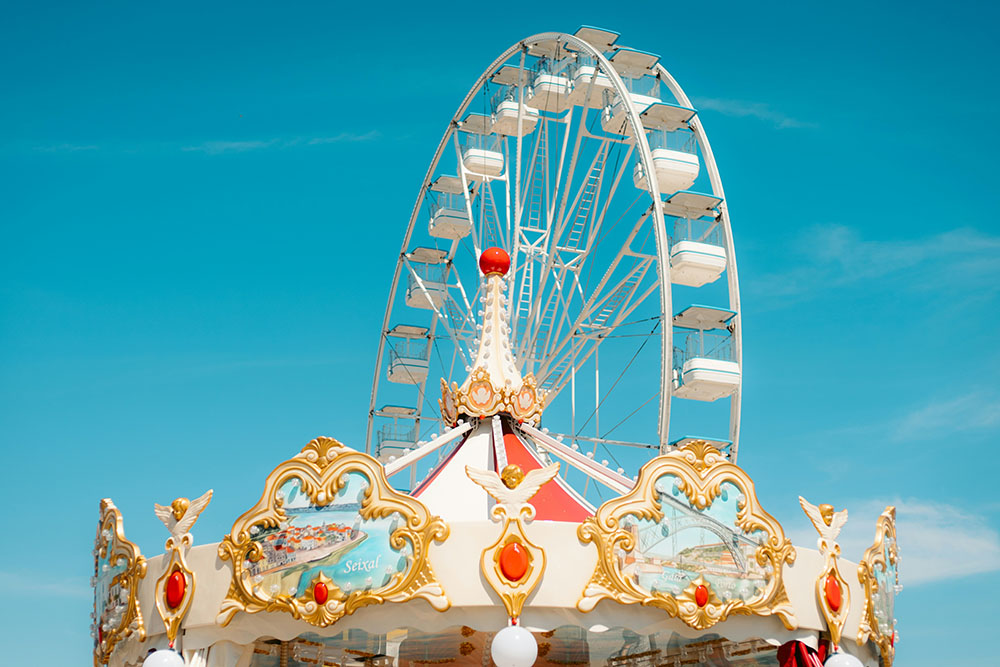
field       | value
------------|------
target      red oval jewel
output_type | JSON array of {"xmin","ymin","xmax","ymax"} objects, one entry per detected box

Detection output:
[
  {"xmin": 825, "ymin": 574, "xmax": 842, "ymax": 612},
  {"xmin": 313, "ymin": 581, "xmax": 329, "ymax": 605},
  {"xmin": 499, "ymin": 542, "xmax": 529, "ymax": 582},
  {"xmin": 694, "ymin": 584, "xmax": 709, "ymax": 608},
  {"xmin": 166, "ymin": 570, "xmax": 186, "ymax": 609}
]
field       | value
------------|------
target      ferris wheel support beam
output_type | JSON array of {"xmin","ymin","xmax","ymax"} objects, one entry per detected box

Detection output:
[{"xmin": 654, "ymin": 64, "xmax": 743, "ymax": 460}]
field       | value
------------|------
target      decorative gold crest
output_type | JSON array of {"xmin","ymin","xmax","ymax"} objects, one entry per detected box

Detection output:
[
  {"xmin": 857, "ymin": 506, "xmax": 898, "ymax": 666},
  {"xmin": 440, "ymin": 369, "xmax": 546, "ymax": 423},
  {"xmin": 93, "ymin": 499, "xmax": 147, "ymax": 666},
  {"xmin": 576, "ymin": 442, "xmax": 797, "ymax": 631},
  {"xmin": 800, "ymin": 496, "xmax": 851, "ymax": 645},
  {"xmin": 217, "ymin": 437, "xmax": 450, "ymax": 628},
  {"xmin": 153, "ymin": 489, "xmax": 212, "ymax": 644},
  {"xmin": 466, "ymin": 463, "xmax": 559, "ymax": 619}
]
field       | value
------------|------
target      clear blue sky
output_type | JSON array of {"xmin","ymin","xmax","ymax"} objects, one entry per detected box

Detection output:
[{"xmin": 2, "ymin": 1, "xmax": 998, "ymax": 664}]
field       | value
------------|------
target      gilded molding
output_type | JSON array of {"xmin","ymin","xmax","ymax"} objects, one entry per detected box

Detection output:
[
  {"xmin": 439, "ymin": 369, "xmax": 546, "ymax": 424},
  {"xmin": 153, "ymin": 490, "xmax": 212, "ymax": 644},
  {"xmin": 800, "ymin": 497, "xmax": 851, "ymax": 646},
  {"xmin": 93, "ymin": 498, "xmax": 147, "ymax": 666},
  {"xmin": 576, "ymin": 442, "xmax": 797, "ymax": 631},
  {"xmin": 466, "ymin": 463, "xmax": 559, "ymax": 619},
  {"xmin": 217, "ymin": 437, "xmax": 450, "ymax": 628},
  {"xmin": 857, "ymin": 506, "xmax": 898, "ymax": 666}
]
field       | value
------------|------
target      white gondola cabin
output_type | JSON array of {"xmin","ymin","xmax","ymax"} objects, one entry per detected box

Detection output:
[
  {"xmin": 460, "ymin": 132, "xmax": 504, "ymax": 180},
  {"xmin": 669, "ymin": 216, "xmax": 727, "ymax": 287},
  {"xmin": 672, "ymin": 305, "xmax": 740, "ymax": 402},
  {"xmin": 405, "ymin": 248, "xmax": 448, "ymax": 310},
  {"xmin": 526, "ymin": 59, "xmax": 572, "ymax": 111},
  {"xmin": 386, "ymin": 325, "xmax": 430, "ymax": 385},
  {"xmin": 490, "ymin": 85, "xmax": 539, "ymax": 136},
  {"xmin": 566, "ymin": 55, "xmax": 613, "ymax": 108},
  {"xmin": 667, "ymin": 436, "xmax": 734, "ymax": 460},
  {"xmin": 375, "ymin": 421, "xmax": 416, "ymax": 462},
  {"xmin": 602, "ymin": 48, "xmax": 661, "ymax": 135},
  {"xmin": 427, "ymin": 182, "xmax": 472, "ymax": 240},
  {"xmin": 633, "ymin": 128, "xmax": 700, "ymax": 195}
]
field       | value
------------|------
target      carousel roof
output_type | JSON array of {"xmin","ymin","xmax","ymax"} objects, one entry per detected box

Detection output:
[{"xmin": 413, "ymin": 247, "xmax": 593, "ymax": 523}]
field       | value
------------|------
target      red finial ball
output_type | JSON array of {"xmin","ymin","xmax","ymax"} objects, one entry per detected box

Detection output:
[{"xmin": 479, "ymin": 247, "xmax": 510, "ymax": 276}]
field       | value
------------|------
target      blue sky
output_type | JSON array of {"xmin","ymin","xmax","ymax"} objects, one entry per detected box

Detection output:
[{"xmin": 2, "ymin": 1, "xmax": 998, "ymax": 664}]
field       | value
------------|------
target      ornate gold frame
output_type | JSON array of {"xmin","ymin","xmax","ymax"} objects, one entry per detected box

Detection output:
[
  {"xmin": 576, "ymin": 442, "xmax": 797, "ymax": 631},
  {"xmin": 857, "ymin": 506, "xmax": 898, "ymax": 666},
  {"xmin": 93, "ymin": 499, "xmax": 147, "ymax": 666},
  {"xmin": 217, "ymin": 437, "xmax": 450, "ymax": 627}
]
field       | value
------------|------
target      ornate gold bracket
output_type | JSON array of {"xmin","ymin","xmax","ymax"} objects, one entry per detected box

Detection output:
[
  {"xmin": 153, "ymin": 490, "xmax": 212, "ymax": 644},
  {"xmin": 800, "ymin": 497, "xmax": 851, "ymax": 646},
  {"xmin": 93, "ymin": 499, "xmax": 147, "ymax": 666},
  {"xmin": 857, "ymin": 506, "xmax": 898, "ymax": 666},
  {"xmin": 466, "ymin": 463, "xmax": 559, "ymax": 619},
  {"xmin": 217, "ymin": 437, "xmax": 450, "ymax": 628},
  {"xmin": 577, "ymin": 442, "xmax": 797, "ymax": 631}
]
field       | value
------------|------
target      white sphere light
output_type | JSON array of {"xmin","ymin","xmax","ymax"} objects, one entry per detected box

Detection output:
[
  {"xmin": 491, "ymin": 625, "xmax": 537, "ymax": 667},
  {"xmin": 144, "ymin": 649, "xmax": 185, "ymax": 667},
  {"xmin": 824, "ymin": 651, "xmax": 863, "ymax": 667}
]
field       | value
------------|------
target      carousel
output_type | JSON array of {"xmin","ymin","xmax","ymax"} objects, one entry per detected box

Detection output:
[{"xmin": 92, "ymin": 28, "xmax": 899, "ymax": 667}]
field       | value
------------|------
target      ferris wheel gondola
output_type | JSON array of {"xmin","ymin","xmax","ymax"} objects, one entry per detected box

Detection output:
[{"xmin": 366, "ymin": 27, "xmax": 743, "ymax": 494}]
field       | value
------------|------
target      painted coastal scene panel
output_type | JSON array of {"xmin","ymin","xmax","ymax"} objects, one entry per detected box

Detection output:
[
  {"xmin": 93, "ymin": 540, "xmax": 127, "ymax": 647},
  {"xmin": 873, "ymin": 537, "xmax": 897, "ymax": 636},
  {"xmin": 247, "ymin": 472, "xmax": 409, "ymax": 597},
  {"xmin": 618, "ymin": 476, "xmax": 769, "ymax": 602}
]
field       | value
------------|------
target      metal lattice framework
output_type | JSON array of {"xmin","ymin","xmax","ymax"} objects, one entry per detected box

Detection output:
[{"xmin": 366, "ymin": 30, "xmax": 742, "ymax": 485}]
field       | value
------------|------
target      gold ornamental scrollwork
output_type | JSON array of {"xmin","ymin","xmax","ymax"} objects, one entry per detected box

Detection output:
[
  {"xmin": 857, "ymin": 506, "xmax": 898, "ymax": 666},
  {"xmin": 576, "ymin": 441, "xmax": 797, "ymax": 631},
  {"xmin": 440, "ymin": 369, "xmax": 546, "ymax": 424},
  {"xmin": 800, "ymin": 497, "xmax": 851, "ymax": 646},
  {"xmin": 153, "ymin": 490, "xmax": 212, "ymax": 644},
  {"xmin": 466, "ymin": 463, "xmax": 559, "ymax": 619},
  {"xmin": 217, "ymin": 437, "xmax": 450, "ymax": 628},
  {"xmin": 93, "ymin": 498, "xmax": 147, "ymax": 666}
]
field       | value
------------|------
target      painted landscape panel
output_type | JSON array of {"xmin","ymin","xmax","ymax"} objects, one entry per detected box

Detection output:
[
  {"xmin": 247, "ymin": 471, "xmax": 410, "ymax": 598},
  {"xmin": 617, "ymin": 476, "xmax": 769, "ymax": 602}
]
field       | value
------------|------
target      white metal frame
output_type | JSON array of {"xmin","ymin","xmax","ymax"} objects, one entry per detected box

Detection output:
[{"xmin": 365, "ymin": 31, "xmax": 743, "ymax": 470}]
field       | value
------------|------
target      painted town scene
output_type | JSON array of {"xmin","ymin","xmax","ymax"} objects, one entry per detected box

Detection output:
[
  {"xmin": 247, "ymin": 471, "xmax": 410, "ymax": 598},
  {"xmin": 873, "ymin": 537, "xmax": 898, "ymax": 636},
  {"xmin": 618, "ymin": 477, "xmax": 769, "ymax": 602},
  {"xmin": 92, "ymin": 541, "xmax": 127, "ymax": 647}
]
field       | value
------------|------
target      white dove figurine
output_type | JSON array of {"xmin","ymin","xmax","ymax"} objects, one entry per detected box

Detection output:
[
  {"xmin": 155, "ymin": 489, "xmax": 213, "ymax": 542},
  {"xmin": 799, "ymin": 496, "xmax": 848, "ymax": 552},
  {"xmin": 466, "ymin": 463, "xmax": 559, "ymax": 521}
]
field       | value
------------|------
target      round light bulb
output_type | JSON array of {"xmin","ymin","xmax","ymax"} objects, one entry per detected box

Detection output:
[
  {"xmin": 824, "ymin": 651, "xmax": 863, "ymax": 667},
  {"xmin": 144, "ymin": 649, "xmax": 185, "ymax": 666},
  {"xmin": 491, "ymin": 625, "xmax": 537, "ymax": 667}
]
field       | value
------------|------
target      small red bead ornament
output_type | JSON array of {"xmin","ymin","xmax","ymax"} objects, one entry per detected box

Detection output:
[
  {"xmin": 165, "ymin": 570, "xmax": 186, "ymax": 609},
  {"xmin": 479, "ymin": 247, "xmax": 510, "ymax": 276},
  {"xmin": 498, "ymin": 542, "xmax": 529, "ymax": 582},
  {"xmin": 824, "ymin": 574, "xmax": 842, "ymax": 612},
  {"xmin": 313, "ymin": 581, "xmax": 329, "ymax": 605},
  {"xmin": 694, "ymin": 584, "xmax": 709, "ymax": 608}
]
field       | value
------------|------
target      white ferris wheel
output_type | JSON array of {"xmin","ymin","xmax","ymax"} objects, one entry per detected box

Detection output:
[{"xmin": 366, "ymin": 27, "xmax": 742, "ymax": 498}]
